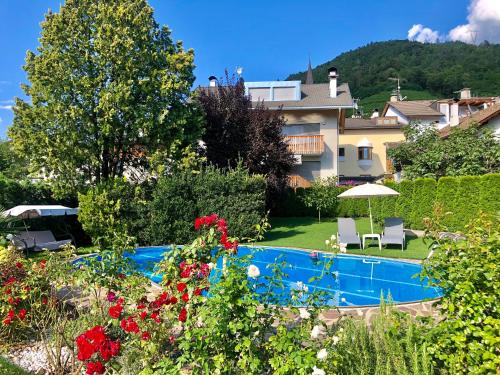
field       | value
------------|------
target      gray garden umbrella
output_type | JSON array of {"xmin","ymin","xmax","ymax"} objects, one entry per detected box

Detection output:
[{"xmin": 338, "ymin": 183, "xmax": 399, "ymax": 234}]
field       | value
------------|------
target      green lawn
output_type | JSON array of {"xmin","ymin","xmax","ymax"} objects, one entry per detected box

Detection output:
[
  {"xmin": 0, "ymin": 357, "xmax": 27, "ymax": 375},
  {"xmin": 257, "ymin": 217, "xmax": 431, "ymax": 260}
]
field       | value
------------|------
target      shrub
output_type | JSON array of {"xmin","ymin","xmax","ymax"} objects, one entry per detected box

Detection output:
[
  {"xmin": 455, "ymin": 176, "xmax": 481, "ymax": 229},
  {"xmin": 421, "ymin": 215, "xmax": 500, "ymax": 373},
  {"xmin": 480, "ymin": 173, "xmax": 500, "ymax": 216},
  {"xmin": 149, "ymin": 166, "xmax": 266, "ymax": 245},
  {"xmin": 78, "ymin": 179, "xmax": 145, "ymax": 250},
  {"xmin": 435, "ymin": 176, "xmax": 459, "ymax": 230},
  {"xmin": 410, "ymin": 178, "xmax": 436, "ymax": 229},
  {"xmin": 302, "ymin": 177, "xmax": 339, "ymax": 222},
  {"xmin": 395, "ymin": 180, "xmax": 414, "ymax": 226},
  {"xmin": 272, "ymin": 188, "xmax": 316, "ymax": 217}
]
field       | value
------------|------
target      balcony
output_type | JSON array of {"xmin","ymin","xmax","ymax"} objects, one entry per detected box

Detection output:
[
  {"xmin": 285, "ymin": 135, "xmax": 324, "ymax": 156},
  {"xmin": 288, "ymin": 175, "xmax": 312, "ymax": 188}
]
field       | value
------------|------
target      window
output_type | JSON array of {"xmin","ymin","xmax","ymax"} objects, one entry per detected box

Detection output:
[
  {"xmin": 338, "ymin": 147, "xmax": 345, "ymax": 161},
  {"xmin": 358, "ymin": 147, "xmax": 372, "ymax": 160}
]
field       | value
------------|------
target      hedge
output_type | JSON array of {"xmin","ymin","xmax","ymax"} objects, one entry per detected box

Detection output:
[
  {"xmin": 149, "ymin": 167, "xmax": 266, "ymax": 245},
  {"xmin": 273, "ymin": 174, "xmax": 499, "ymax": 232}
]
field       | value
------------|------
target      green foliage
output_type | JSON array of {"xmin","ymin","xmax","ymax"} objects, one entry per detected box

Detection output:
[
  {"xmin": 0, "ymin": 174, "xmax": 57, "ymax": 209},
  {"xmin": 389, "ymin": 124, "xmax": 500, "ymax": 179},
  {"xmin": 395, "ymin": 180, "xmax": 414, "ymax": 226},
  {"xmin": 288, "ymin": 40, "xmax": 500, "ymax": 103},
  {"xmin": 302, "ymin": 177, "xmax": 339, "ymax": 222},
  {"xmin": 455, "ymin": 176, "xmax": 481, "ymax": 230},
  {"xmin": 272, "ymin": 188, "xmax": 317, "ymax": 217},
  {"xmin": 149, "ymin": 166, "xmax": 266, "ymax": 245},
  {"xmin": 421, "ymin": 215, "xmax": 500, "ymax": 374},
  {"xmin": 0, "ymin": 140, "xmax": 29, "ymax": 180},
  {"xmin": 410, "ymin": 178, "xmax": 436, "ymax": 229},
  {"xmin": 436, "ymin": 176, "xmax": 459, "ymax": 230},
  {"xmin": 479, "ymin": 173, "xmax": 500, "ymax": 216},
  {"xmin": 335, "ymin": 304, "xmax": 433, "ymax": 375},
  {"xmin": 77, "ymin": 179, "xmax": 143, "ymax": 250},
  {"xmin": 9, "ymin": 0, "xmax": 201, "ymax": 196}
]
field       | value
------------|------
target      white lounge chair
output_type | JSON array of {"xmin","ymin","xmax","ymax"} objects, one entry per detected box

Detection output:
[
  {"xmin": 337, "ymin": 218, "xmax": 362, "ymax": 249},
  {"xmin": 381, "ymin": 217, "xmax": 405, "ymax": 251},
  {"xmin": 9, "ymin": 230, "xmax": 72, "ymax": 252}
]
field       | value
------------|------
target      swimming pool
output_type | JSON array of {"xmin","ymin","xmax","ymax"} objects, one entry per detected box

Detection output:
[{"xmin": 126, "ymin": 246, "xmax": 442, "ymax": 307}]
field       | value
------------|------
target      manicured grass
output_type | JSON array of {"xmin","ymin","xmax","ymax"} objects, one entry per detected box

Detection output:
[
  {"xmin": 258, "ymin": 217, "xmax": 431, "ymax": 260},
  {"xmin": 0, "ymin": 357, "xmax": 28, "ymax": 375}
]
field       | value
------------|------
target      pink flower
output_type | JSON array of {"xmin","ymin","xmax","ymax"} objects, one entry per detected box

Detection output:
[{"xmin": 106, "ymin": 291, "xmax": 117, "ymax": 302}]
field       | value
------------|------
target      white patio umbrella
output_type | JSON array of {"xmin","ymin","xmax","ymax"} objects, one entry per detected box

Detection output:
[{"xmin": 337, "ymin": 183, "xmax": 399, "ymax": 234}]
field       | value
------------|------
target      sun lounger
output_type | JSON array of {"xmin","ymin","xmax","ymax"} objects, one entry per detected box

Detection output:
[
  {"xmin": 337, "ymin": 218, "xmax": 362, "ymax": 249},
  {"xmin": 381, "ymin": 217, "xmax": 405, "ymax": 251},
  {"xmin": 9, "ymin": 230, "xmax": 72, "ymax": 252}
]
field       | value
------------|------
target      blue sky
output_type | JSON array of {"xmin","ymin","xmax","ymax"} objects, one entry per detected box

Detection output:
[{"xmin": 0, "ymin": 0, "xmax": 470, "ymax": 137}]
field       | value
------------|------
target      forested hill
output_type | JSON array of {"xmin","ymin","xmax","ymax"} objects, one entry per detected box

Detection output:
[{"xmin": 287, "ymin": 40, "xmax": 500, "ymax": 103}]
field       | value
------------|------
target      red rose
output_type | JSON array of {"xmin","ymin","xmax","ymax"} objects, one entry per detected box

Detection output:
[
  {"xmin": 181, "ymin": 293, "xmax": 189, "ymax": 303},
  {"xmin": 178, "ymin": 307, "xmax": 187, "ymax": 323},
  {"xmin": 150, "ymin": 312, "xmax": 161, "ymax": 323},
  {"xmin": 170, "ymin": 296, "xmax": 178, "ymax": 305},
  {"xmin": 120, "ymin": 317, "xmax": 139, "ymax": 333},
  {"xmin": 2, "ymin": 317, "xmax": 12, "ymax": 325},
  {"xmin": 18, "ymin": 309, "xmax": 27, "ymax": 321},
  {"xmin": 15, "ymin": 262, "xmax": 23, "ymax": 269},
  {"xmin": 39, "ymin": 260, "xmax": 47, "ymax": 269},
  {"xmin": 86, "ymin": 361, "xmax": 104, "ymax": 375},
  {"xmin": 5, "ymin": 288, "xmax": 11, "ymax": 295},
  {"xmin": 42, "ymin": 296, "xmax": 48, "ymax": 305},
  {"xmin": 3, "ymin": 277, "xmax": 16, "ymax": 286},
  {"xmin": 108, "ymin": 303, "xmax": 123, "ymax": 319},
  {"xmin": 137, "ymin": 303, "xmax": 146, "ymax": 310},
  {"xmin": 7, "ymin": 310, "xmax": 15, "ymax": 319},
  {"xmin": 76, "ymin": 336, "xmax": 95, "ymax": 361},
  {"xmin": 200, "ymin": 263, "xmax": 210, "ymax": 277},
  {"xmin": 169, "ymin": 335, "xmax": 176, "ymax": 344},
  {"xmin": 176, "ymin": 283, "xmax": 187, "ymax": 292},
  {"xmin": 139, "ymin": 311, "xmax": 148, "ymax": 320},
  {"xmin": 141, "ymin": 331, "xmax": 151, "ymax": 341},
  {"xmin": 194, "ymin": 288, "xmax": 202, "ymax": 296},
  {"xmin": 110, "ymin": 340, "xmax": 120, "ymax": 356}
]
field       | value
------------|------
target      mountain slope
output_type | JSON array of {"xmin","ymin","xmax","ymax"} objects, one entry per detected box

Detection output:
[{"xmin": 287, "ymin": 40, "xmax": 500, "ymax": 106}]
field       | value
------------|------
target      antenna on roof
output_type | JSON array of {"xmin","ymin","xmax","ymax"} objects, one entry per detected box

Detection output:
[{"xmin": 389, "ymin": 77, "xmax": 405, "ymax": 101}]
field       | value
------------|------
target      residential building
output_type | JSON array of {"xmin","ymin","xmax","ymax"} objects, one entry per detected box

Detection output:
[
  {"xmin": 244, "ymin": 67, "xmax": 354, "ymax": 187},
  {"xmin": 338, "ymin": 117, "xmax": 405, "ymax": 183},
  {"xmin": 382, "ymin": 88, "xmax": 499, "ymax": 130}
]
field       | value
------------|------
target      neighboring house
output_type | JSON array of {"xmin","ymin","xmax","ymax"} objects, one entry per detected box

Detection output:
[
  {"xmin": 382, "ymin": 88, "xmax": 498, "ymax": 130},
  {"xmin": 339, "ymin": 117, "xmax": 405, "ymax": 183},
  {"xmin": 243, "ymin": 67, "xmax": 354, "ymax": 187},
  {"xmin": 454, "ymin": 102, "xmax": 500, "ymax": 138}
]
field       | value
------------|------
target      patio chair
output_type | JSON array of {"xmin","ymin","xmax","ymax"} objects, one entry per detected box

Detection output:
[
  {"xmin": 9, "ymin": 230, "xmax": 72, "ymax": 252},
  {"xmin": 337, "ymin": 218, "xmax": 362, "ymax": 249},
  {"xmin": 381, "ymin": 217, "xmax": 405, "ymax": 251}
]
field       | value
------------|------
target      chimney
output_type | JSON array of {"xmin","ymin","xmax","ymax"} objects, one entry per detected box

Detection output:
[
  {"xmin": 328, "ymin": 67, "xmax": 338, "ymax": 98},
  {"xmin": 460, "ymin": 88, "xmax": 471, "ymax": 100},
  {"xmin": 370, "ymin": 108, "xmax": 379, "ymax": 118},
  {"xmin": 208, "ymin": 75, "xmax": 217, "ymax": 87},
  {"xmin": 390, "ymin": 94, "xmax": 398, "ymax": 102}
]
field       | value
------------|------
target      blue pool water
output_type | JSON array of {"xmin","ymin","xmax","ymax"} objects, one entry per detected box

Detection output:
[{"xmin": 125, "ymin": 246, "xmax": 441, "ymax": 307}]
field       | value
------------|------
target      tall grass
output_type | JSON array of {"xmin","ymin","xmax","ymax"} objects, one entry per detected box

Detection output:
[{"xmin": 335, "ymin": 301, "xmax": 434, "ymax": 375}]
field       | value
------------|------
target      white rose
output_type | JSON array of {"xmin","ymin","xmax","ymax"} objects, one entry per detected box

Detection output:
[
  {"xmin": 325, "ymin": 239, "xmax": 330, "ymax": 246},
  {"xmin": 311, "ymin": 325, "xmax": 326, "ymax": 339},
  {"xmin": 299, "ymin": 308, "xmax": 311, "ymax": 319},
  {"xmin": 330, "ymin": 234, "xmax": 336, "ymax": 241},
  {"xmin": 247, "ymin": 264, "xmax": 260, "ymax": 278},
  {"xmin": 317, "ymin": 348, "xmax": 328, "ymax": 360},
  {"xmin": 332, "ymin": 335, "xmax": 340, "ymax": 345},
  {"xmin": 341, "ymin": 297, "xmax": 346, "ymax": 303},
  {"xmin": 312, "ymin": 366, "xmax": 326, "ymax": 375},
  {"xmin": 339, "ymin": 243, "xmax": 347, "ymax": 253},
  {"xmin": 208, "ymin": 262, "xmax": 216, "ymax": 270}
]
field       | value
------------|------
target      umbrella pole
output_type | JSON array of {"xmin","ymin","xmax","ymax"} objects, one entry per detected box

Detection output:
[{"xmin": 368, "ymin": 197, "xmax": 374, "ymax": 234}]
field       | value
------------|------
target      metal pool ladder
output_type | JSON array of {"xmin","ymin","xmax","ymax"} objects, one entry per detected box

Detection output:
[{"xmin": 362, "ymin": 259, "xmax": 381, "ymax": 280}]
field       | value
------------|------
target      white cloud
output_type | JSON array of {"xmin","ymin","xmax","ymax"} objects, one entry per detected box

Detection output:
[
  {"xmin": 0, "ymin": 99, "xmax": 14, "ymax": 110},
  {"xmin": 0, "ymin": 105, "xmax": 12, "ymax": 110},
  {"xmin": 408, "ymin": 24, "xmax": 441, "ymax": 43},
  {"xmin": 409, "ymin": 0, "xmax": 500, "ymax": 45},
  {"xmin": 0, "ymin": 117, "xmax": 3, "ymax": 124},
  {"xmin": 448, "ymin": 0, "xmax": 500, "ymax": 44}
]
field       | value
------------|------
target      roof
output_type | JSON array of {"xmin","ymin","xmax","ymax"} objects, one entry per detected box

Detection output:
[
  {"xmin": 344, "ymin": 117, "xmax": 403, "ymax": 130},
  {"xmin": 459, "ymin": 102, "xmax": 500, "ymax": 129},
  {"xmin": 382, "ymin": 100, "xmax": 442, "ymax": 117},
  {"xmin": 253, "ymin": 83, "xmax": 353, "ymax": 110}
]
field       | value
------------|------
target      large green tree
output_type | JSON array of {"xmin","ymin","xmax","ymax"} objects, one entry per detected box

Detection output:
[
  {"xmin": 9, "ymin": 0, "xmax": 201, "ymax": 195},
  {"xmin": 388, "ymin": 123, "xmax": 500, "ymax": 179}
]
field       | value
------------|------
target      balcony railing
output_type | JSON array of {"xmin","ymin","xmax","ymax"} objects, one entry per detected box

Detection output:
[
  {"xmin": 288, "ymin": 175, "xmax": 312, "ymax": 189},
  {"xmin": 284, "ymin": 135, "xmax": 324, "ymax": 155}
]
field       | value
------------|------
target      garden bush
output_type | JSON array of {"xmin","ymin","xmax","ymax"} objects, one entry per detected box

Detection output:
[
  {"xmin": 421, "ymin": 215, "xmax": 500, "ymax": 373},
  {"xmin": 394, "ymin": 180, "xmax": 414, "ymax": 226},
  {"xmin": 149, "ymin": 166, "xmax": 266, "ymax": 245},
  {"xmin": 78, "ymin": 179, "xmax": 147, "ymax": 249},
  {"xmin": 410, "ymin": 178, "xmax": 436, "ymax": 229},
  {"xmin": 479, "ymin": 173, "xmax": 500, "ymax": 217}
]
